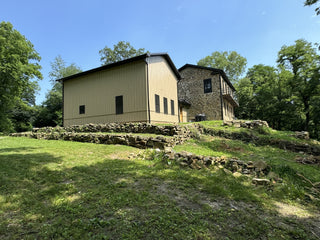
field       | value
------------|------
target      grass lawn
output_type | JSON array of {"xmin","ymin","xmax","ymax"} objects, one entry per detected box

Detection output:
[{"xmin": 1, "ymin": 136, "xmax": 320, "ymax": 239}]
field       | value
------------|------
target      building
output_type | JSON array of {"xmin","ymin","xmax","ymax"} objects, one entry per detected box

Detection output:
[
  {"xmin": 59, "ymin": 53, "xmax": 181, "ymax": 127},
  {"xmin": 178, "ymin": 64, "xmax": 239, "ymax": 122}
]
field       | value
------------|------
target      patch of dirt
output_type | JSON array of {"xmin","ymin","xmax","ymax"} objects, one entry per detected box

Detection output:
[
  {"xmin": 273, "ymin": 201, "xmax": 319, "ymax": 218},
  {"xmin": 105, "ymin": 150, "xmax": 139, "ymax": 160},
  {"xmin": 153, "ymin": 181, "xmax": 256, "ymax": 212},
  {"xmin": 273, "ymin": 201, "xmax": 320, "ymax": 238}
]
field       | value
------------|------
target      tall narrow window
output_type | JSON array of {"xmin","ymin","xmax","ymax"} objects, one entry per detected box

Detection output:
[
  {"xmin": 155, "ymin": 94, "xmax": 160, "ymax": 113},
  {"xmin": 163, "ymin": 97, "xmax": 168, "ymax": 114},
  {"xmin": 116, "ymin": 96, "xmax": 123, "ymax": 114},
  {"xmin": 171, "ymin": 100, "xmax": 175, "ymax": 115},
  {"xmin": 203, "ymin": 78, "xmax": 212, "ymax": 93},
  {"xmin": 79, "ymin": 105, "xmax": 85, "ymax": 114}
]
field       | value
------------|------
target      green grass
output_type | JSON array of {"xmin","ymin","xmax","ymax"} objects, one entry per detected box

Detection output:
[
  {"xmin": 1, "ymin": 136, "xmax": 320, "ymax": 239},
  {"xmin": 199, "ymin": 120, "xmax": 319, "ymax": 146}
]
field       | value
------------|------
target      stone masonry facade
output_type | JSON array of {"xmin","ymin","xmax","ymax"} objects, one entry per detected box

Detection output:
[
  {"xmin": 178, "ymin": 66, "xmax": 222, "ymax": 121},
  {"xmin": 178, "ymin": 65, "xmax": 238, "ymax": 122}
]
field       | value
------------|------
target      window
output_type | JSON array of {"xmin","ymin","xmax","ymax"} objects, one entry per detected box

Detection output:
[
  {"xmin": 155, "ymin": 94, "xmax": 160, "ymax": 113},
  {"xmin": 79, "ymin": 105, "xmax": 85, "ymax": 114},
  {"xmin": 163, "ymin": 97, "xmax": 168, "ymax": 114},
  {"xmin": 171, "ymin": 100, "xmax": 175, "ymax": 115},
  {"xmin": 203, "ymin": 78, "xmax": 212, "ymax": 93},
  {"xmin": 116, "ymin": 96, "xmax": 123, "ymax": 114}
]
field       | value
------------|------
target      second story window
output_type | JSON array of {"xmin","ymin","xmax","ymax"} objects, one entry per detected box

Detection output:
[{"xmin": 203, "ymin": 79, "xmax": 212, "ymax": 93}]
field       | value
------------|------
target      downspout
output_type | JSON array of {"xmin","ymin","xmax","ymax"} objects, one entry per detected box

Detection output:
[
  {"xmin": 177, "ymin": 79, "xmax": 181, "ymax": 123},
  {"xmin": 145, "ymin": 57, "xmax": 151, "ymax": 123},
  {"xmin": 219, "ymin": 75, "xmax": 224, "ymax": 121},
  {"xmin": 62, "ymin": 80, "xmax": 65, "ymax": 127}
]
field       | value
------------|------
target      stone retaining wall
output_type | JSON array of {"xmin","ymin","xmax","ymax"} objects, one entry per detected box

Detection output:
[
  {"xmin": 163, "ymin": 148, "xmax": 271, "ymax": 176},
  {"xmin": 202, "ymin": 127, "xmax": 320, "ymax": 156},
  {"xmin": 10, "ymin": 131, "xmax": 188, "ymax": 150},
  {"xmin": 33, "ymin": 123, "xmax": 191, "ymax": 137},
  {"xmin": 10, "ymin": 122, "xmax": 320, "ymax": 155}
]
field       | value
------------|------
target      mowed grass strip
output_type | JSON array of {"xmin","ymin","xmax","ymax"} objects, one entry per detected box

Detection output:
[{"xmin": 0, "ymin": 136, "xmax": 319, "ymax": 239}]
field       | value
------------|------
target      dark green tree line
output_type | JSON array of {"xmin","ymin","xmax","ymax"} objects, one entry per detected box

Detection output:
[{"xmin": 236, "ymin": 39, "xmax": 320, "ymax": 139}]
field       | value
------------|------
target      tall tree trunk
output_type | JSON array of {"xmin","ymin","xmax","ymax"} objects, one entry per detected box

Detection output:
[{"xmin": 303, "ymin": 97, "xmax": 310, "ymax": 131}]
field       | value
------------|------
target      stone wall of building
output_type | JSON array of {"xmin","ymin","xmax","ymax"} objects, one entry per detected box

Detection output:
[{"xmin": 178, "ymin": 68, "xmax": 222, "ymax": 121}]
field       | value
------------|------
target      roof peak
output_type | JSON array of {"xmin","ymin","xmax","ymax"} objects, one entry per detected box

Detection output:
[
  {"xmin": 178, "ymin": 63, "xmax": 235, "ymax": 91},
  {"xmin": 58, "ymin": 53, "xmax": 181, "ymax": 82}
]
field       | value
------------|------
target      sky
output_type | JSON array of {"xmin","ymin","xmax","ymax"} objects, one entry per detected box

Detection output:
[{"xmin": 1, "ymin": 0, "xmax": 319, "ymax": 104}]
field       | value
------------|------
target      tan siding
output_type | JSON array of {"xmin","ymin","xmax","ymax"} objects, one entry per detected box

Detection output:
[
  {"xmin": 221, "ymin": 76, "xmax": 236, "ymax": 121},
  {"xmin": 222, "ymin": 99, "xmax": 234, "ymax": 121},
  {"xmin": 148, "ymin": 56, "xmax": 179, "ymax": 123},
  {"xmin": 64, "ymin": 61, "xmax": 148, "ymax": 126}
]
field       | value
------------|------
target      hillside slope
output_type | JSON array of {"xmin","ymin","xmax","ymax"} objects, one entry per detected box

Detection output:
[{"xmin": 1, "ymin": 121, "xmax": 320, "ymax": 239}]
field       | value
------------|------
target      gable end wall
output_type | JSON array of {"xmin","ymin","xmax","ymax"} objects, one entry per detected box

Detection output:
[{"xmin": 178, "ymin": 68, "xmax": 223, "ymax": 121}]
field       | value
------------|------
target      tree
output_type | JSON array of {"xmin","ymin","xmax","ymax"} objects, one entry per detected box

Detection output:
[
  {"xmin": 237, "ymin": 64, "xmax": 297, "ymax": 130},
  {"xmin": 33, "ymin": 56, "xmax": 81, "ymax": 127},
  {"xmin": 197, "ymin": 51, "xmax": 247, "ymax": 83},
  {"xmin": 0, "ymin": 21, "xmax": 42, "ymax": 132},
  {"xmin": 277, "ymin": 39, "xmax": 320, "ymax": 132},
  {"xmin": 99, "ymin": 41, "xmax": 148, "ymax": 65},
  {"xmin": 305, "ymin": 0, "xmax": 320, "ymax": 15}
]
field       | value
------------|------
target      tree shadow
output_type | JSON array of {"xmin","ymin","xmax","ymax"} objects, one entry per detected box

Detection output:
[
  {"xmin": 0, "ymin": 147, "xmax": 38, "ymax": 153},
  {"xmin": 1, "ymin": 150, "xmax": 319, "ymax": 239}
]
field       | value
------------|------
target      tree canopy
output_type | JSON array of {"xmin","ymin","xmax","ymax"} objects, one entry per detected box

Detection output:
[
  {"xmin": 235, "ymin": 39, "xmax": 320, "ymax": 139},
  {"xmin": 305, "ymin": 0, "xmax": 320, "ymax": 15},
  {"xmin": 0, "ymin": 21, "xmax": 42, "ymax": 132},
  {"xmin": 99, "ymin": 41, "xmax": 148, "ymax": 65},
  {"xmin": 277, "ymin": 39, "xmax": 320, "ymax": 131},
  {"xmin": 197, "ymin": 51, "xmax": 247, "ymax": 83},
  {"xmin": 34, "ymin": 56, "xmax": 82, "ymax": 127}
]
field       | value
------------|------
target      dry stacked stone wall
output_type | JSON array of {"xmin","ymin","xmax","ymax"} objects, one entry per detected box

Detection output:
[
  {"xmin": 10, "ymin": 121, "xmax": 320, "ymax": 155},
  {"xmin": 10, "ymin": 123, "xmax": 193, "ymax": 149}
]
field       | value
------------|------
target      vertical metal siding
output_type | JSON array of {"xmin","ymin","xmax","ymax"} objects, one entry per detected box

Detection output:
[
  {"xmin": 63, "ymin": 61, "xmax": 148, "ymax": 126},
  {"xmin": 148, "ymin": 56, "xmax": 179, "ymax": 123}
]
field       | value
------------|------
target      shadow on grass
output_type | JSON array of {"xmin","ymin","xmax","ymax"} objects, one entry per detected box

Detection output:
[
  {"xmin": 0, "ymin": 149, "xmax": 319, "ymax": 239},
  {"xmin": 0, "ymin": 147, "xmax": 38, "ymax": 153}
]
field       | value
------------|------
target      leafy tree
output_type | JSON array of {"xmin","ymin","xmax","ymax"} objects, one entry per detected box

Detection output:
[
  {"xmin": 99, "ymin": 41, "xmax": 148, "ymax": 65},
  {"xmin": 234, "ymin": 77, "xmax": 255, "ymax": 120},
  {"xmin": 9, "ymin": 81, "xmax": 40, "ymax": 132},
  {"xmin": 10, "ymin": 100, "xmax": 36, "ymax": 132},
  {"xmin": 239, "ymin": 64, "xmax": 298, "ymax": 130},
  {"xmin": 197, "ymin": 51, "xmax": 247, "ymax": 83},
  {"xmin": 305, "ymin": 0, "xmax": 320, "ymax": 15},
  {"xmin": 277, "ymin": 39, "xmax": 320, "ymax": 131},
  {"xmin": 34, "ymin": 56, "xmax": 81, "ymax": 127},
  {"xmin": 0, "ymin": 21, "xmax": 42, "ymax": 132}
]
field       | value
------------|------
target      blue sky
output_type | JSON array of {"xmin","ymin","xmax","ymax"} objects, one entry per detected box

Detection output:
[{"xmin": 1, "ymin": 0, "xmax": 319, "ymax": 104}]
